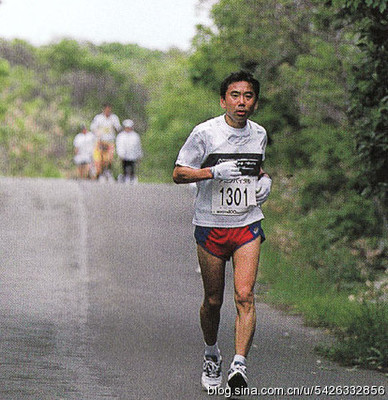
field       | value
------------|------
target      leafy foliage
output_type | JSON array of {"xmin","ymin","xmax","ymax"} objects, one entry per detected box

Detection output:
[
  {"xmin": 0, "ymin": 56, "xmax": 9, "ymax": 116},
  {"xmin": 0, "ymin": 39, "xmax": 161, "ymax": 177},
  {"xmin": 333, "ymin": 0, "xmax": 388, "ymax": 215},
  {"xmin": 142, "ymin": 51, "xmax": 220, "ymax": 181}
]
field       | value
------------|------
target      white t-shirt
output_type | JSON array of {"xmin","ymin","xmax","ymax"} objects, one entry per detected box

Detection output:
[
  {"xmin": 73, "ymin": 131, "xmax": 96, "ymax": 164},
  {"xmin": 175, "ymin": 114, "xmax": 267, "ymax": 228},
  {"xmin": 116, "ymin": 131, "xmax": 143, "ymax": 161},
  {"xmin": 90, "ymin": 113, "xmax": 121, "ymax": 142}
]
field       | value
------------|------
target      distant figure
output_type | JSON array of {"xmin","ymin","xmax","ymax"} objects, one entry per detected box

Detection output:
[
  {"xmin": 73, "ymin": 125, "xmax": 96, "ymax": 179},
  {"xmin": 116, "ymin": 119, "xmax": 143, "ymax": 184},
  {"xmin": 90, "ymin": 103, "xmax": 121, "ymax": 181}
]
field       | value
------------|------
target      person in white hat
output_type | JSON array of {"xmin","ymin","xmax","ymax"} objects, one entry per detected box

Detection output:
[{"xmin": 116, "ymin": 119, "xmax": 143, "ymax": 183}]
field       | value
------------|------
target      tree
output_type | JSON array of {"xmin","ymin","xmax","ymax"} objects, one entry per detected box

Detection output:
[
  {"xmin": 189, "ymin": 0, "xmax": 355, "ymax": 168},
  {"xmin": 142, "ymin": 51, "xmax": 220, "ymax": 181},
  {"xmin": 190, "ymin": 0, "xmax": 318, "ymax": 85},
  {"xmin": 332, "ymin": 0, "xmax": 388, "ymax": 237}
]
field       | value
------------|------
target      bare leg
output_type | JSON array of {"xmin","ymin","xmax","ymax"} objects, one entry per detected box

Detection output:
[
  {"xmin": 78, "ymin": 164, "xmax": 90, "ymax": 179},
  {"xmin": 232, "ymin": 237, "xmax": 261, "ymax": 357},
  {"xmin": 197, "ymin": 245, "xmax": 226, "ymax": 346},
  {"xmin": 94, "ymin": 159, "xmax": 102, "ymax": 178}
]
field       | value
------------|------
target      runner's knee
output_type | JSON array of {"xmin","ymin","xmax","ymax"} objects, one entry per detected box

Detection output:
[
  {"xmin": 234, "ymin": 288, "xmax": 254, "ymax": 308},
  {"xmin": 204, "ymin": 294, "xmax": 223, "ymax": 311}
]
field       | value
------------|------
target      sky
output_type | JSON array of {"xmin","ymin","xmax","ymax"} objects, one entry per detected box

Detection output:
[{"xmin": 0, "ymin": 0, "xmax": 211, "ymax": 51}]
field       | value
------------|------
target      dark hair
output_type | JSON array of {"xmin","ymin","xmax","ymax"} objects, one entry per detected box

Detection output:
[{"xmin": 220, "ymin": 70, "xmax": 260, "ymax": 100}]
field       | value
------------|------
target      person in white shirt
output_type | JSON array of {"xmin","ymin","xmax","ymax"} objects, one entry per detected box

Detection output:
[
  {"xmin": 116, "ymin": 119, "xmax": 143, "ymax": 183},
  {"xmin": 90, "ymin": 103, "xmax": 121, "ymax": 180},
  {"xmin": 173, "ymin": 71, "xmax": 272, "ymax": 395},
  {"xmin": 73, "ymin": 125, "xmax": 96, "ymax": 179}
]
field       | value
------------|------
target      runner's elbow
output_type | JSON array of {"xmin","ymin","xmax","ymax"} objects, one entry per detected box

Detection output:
[{"xmin": 173, "ymin": 167, "xmax": 186, "ymax": 184}]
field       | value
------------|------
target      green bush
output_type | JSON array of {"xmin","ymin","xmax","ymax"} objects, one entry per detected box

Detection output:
[{"xmin": 260, "ymin": 212, "xmax": 388, "ymax": 372}]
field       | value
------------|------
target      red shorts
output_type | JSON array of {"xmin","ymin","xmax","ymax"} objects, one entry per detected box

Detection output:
[{"xmin": 194, "ymin": 221, "xmax": 265, "ymax": 261}]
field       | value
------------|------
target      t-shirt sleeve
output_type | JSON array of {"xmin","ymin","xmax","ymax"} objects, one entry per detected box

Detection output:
[
  {"xmin": 261, "ymin": 131, "xmax": 268, "ymax": 161},
  {"xmin": 175, "ymin": 128, "xmax": 206, "ymax": 169},
  {"xmin": 73, "ymin": 135, "xmax": 80, "ymax": 148}
]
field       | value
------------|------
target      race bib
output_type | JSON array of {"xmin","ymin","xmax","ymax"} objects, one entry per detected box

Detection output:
[{"xmin": 211, "ymin": 177, "xmax": 257, "ymax": 215}]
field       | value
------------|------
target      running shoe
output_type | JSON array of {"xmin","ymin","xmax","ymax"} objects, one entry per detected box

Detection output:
[
  {"xmin": 227, "ymin": 361, "xmax": 248, "ymax": 394},
  {"xmin": 201, "ymin": 355, "xmax": 222, "ymax": 391}
]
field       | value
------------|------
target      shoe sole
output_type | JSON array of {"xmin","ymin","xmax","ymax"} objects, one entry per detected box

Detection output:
[{"xmin": 227, "ymin": 371, "xmax": 248, "ymax": 394}]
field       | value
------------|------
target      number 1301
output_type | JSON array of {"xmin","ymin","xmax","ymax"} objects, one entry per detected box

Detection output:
[{"xmin": 220, "ymin": 187, "xmax": 248, "ymax": 207}]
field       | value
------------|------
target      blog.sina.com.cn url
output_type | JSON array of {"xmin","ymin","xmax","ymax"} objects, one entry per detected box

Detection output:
[{"xmin": 207, "ymin": 385, "xmax": 387, "ymax": 397}]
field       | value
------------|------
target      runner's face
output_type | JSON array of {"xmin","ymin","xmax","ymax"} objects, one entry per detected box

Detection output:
[
  {"xmin": 103, "ymin": 106, "xmax": 112, "ymax": 117},
  {"xmin": 220, "ymin": 81, "xmax": 258, "ymax": 128}
]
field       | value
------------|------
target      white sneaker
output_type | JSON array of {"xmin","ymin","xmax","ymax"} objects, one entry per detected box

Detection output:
[
  {"xmin": 201, "ymin": 355, "xmax": 222, "ymax": 391},
  {"xmin": 227, "ymin": 361, "xmax": 248, "ymax": 393}
]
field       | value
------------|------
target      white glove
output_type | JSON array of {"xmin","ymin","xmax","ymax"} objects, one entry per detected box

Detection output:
[
  {"xmin": 256, "ymin": 176, "xmax": 272, "ymax": 204},
  {"xmin": 211, "ymin": 161, "xmax": 242, "ymax": 180}
]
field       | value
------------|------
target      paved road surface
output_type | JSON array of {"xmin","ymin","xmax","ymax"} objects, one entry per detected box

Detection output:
[{"xmin": 0, "ymin": 177, "xmax": 386, "ymax": 399}]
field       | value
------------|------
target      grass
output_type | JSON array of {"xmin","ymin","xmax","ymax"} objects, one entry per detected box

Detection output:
[
  {"xmin": 316, "ymin": 301, "xmax": 388, "ymax": 372},
  {"xmin": 257, "ymin": 188, "xmax": 388, "ymax": 373}
]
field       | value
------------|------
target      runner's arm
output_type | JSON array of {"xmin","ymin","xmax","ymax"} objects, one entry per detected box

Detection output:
[
  {"xmin": 173, "ymin": 165, "xmax": 213, "ymax": 184},
  {"xmin": 113, "ymin": 115, "xmax": 121, "ymax": 133}
]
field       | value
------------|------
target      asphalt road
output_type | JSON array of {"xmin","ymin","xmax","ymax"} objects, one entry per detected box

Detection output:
[{"xmin": 0, "ymin": 177, "xmax": 386, "ymax": 399}]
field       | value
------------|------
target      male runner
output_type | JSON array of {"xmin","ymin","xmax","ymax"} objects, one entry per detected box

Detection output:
[
  {"xmin": 90, "ymin": 104, "xmax": 121, "ymax": 180},
  {"xmin": 173, "ymin": 71, "xmax": 272, "ymax": 393}
]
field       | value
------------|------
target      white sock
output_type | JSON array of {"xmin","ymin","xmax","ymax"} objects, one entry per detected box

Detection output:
[
  {"xmin": 204, "ymin": 342, "xmax": 220, "ymax": 359},
  {"xmin": 232, "ymin": 354, "xmax": 247, "ymax": 365}
]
